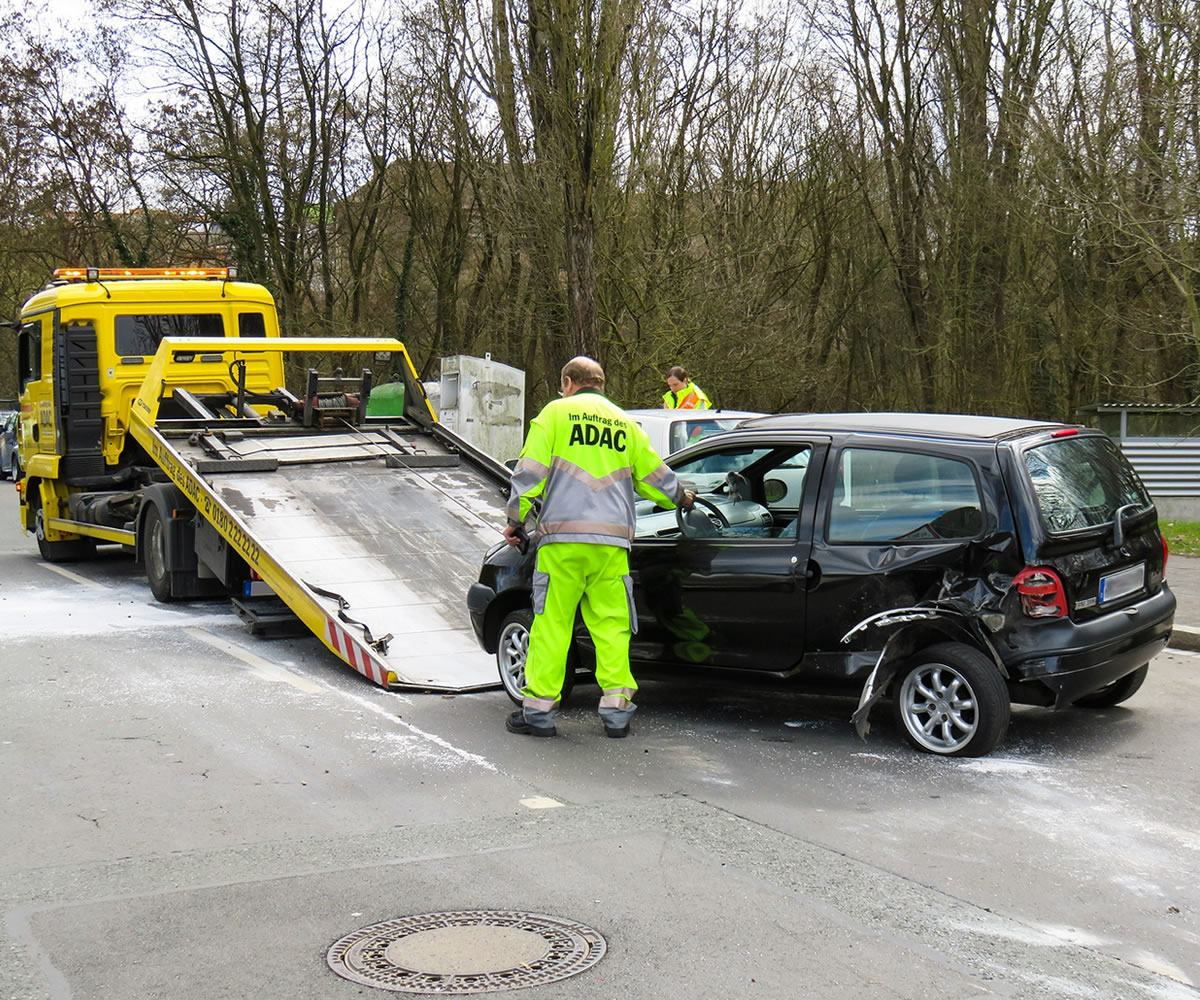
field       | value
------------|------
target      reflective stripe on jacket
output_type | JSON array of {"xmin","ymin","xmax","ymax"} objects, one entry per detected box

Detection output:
[
  {"xmin": 507, "ymin": 389, "xmax": 682, "ymax": 548},
  {"xmin": 662, "ymin": 381, "xmax": 711, "ymax": 410}
]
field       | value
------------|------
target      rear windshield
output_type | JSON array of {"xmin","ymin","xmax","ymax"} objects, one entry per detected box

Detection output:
[
  {"xmin": 669, "ymin": 417, "xmax": 745, "ymax": 453},
  {"xmin": 1022, "ymin": 435, "xmax": 1152, "ymax": 533},
  {"xmin": 115, "ymin": 313, "xmax": 225, "ymax": 356}
]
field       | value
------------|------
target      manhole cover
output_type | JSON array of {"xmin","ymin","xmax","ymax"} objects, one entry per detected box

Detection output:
[{"xmin": 326, "ymin": 910, "xmax": 607, "ymax": 994}]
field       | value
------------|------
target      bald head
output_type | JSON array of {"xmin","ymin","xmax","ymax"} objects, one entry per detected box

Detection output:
[{"xmin": 561, "ymin": 356, "xmax": 605, "ymax": 393}]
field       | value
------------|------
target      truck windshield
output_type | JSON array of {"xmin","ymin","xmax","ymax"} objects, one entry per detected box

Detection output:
[
  {"xmin": 115, "ymin": 313, "xmax": 225, "ymax": 356},
  {"xmin": 1022, "ymin": 435, "xmax": 1152, "ymax": 533}
]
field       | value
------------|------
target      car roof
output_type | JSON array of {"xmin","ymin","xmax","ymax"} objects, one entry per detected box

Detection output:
[
  {"xmin": 739, "ymin": 411, "xmax": 1072, "ymax": 441},
  {"xmin": 625, "ymin": 408, "xmax": 765, "ymax": 422}
]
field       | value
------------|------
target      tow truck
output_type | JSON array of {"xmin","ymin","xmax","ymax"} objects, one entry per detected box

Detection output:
[{"xmin": 11, "ymin": 267, "xmax": 511, "ymax": 691}]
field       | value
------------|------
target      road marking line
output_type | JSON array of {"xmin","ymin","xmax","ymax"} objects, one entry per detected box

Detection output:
[
  {"xmin": 185, "ymin": 627, "xmax": 323, "ymax": 693},
  {"xmin": 39, "ymin": 563, "xmax": 107, "ymax": 589},
  {"xmin": 186, "ymin": 628, "xmax": 499, "ymax": 773},
  {"xmin": 364, "ymin": 690, "xmax": 499, "ymax": 773}
]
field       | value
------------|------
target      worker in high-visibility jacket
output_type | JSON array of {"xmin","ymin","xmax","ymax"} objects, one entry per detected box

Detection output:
[
  {"xmin": 662, "ymin": 365, "xmax": 711, "ymax": 410},
  {"xmin": 503, "ymin": 355, "xmax": 694, "ymax": 739}
]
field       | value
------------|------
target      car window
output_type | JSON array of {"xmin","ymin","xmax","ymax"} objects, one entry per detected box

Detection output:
[
  {"xmin": 669, "ymin": 417, "xmax": 746, "ymax": 453},
  {"xmin": 636, "ymin": 444, "xmax": 810, "ymax": 539},
  {"xmin": 828, "ymin": 448, "xmax": 983, "ymax": 543},
  {"xmin": 1023, "ymin": 435, "xmax": 1151, "ymax": 533}
]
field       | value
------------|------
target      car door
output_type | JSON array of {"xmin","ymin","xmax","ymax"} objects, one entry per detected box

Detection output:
[
  {"xmin": 628, "ymin": 436, "xmax": 828, "ymax": 672},
  {"xmin": 802, "ymin": 441, "xmax": 1001, "ymax": 664}
]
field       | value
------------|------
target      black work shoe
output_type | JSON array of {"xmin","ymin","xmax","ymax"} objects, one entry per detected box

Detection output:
[
  {"xmin": 604, "ymin": 725, "xmax": 630, "ymax": 739},
  {"xmin": 506, "ymin": 710, "xmax": 556, "ymax": 738}
]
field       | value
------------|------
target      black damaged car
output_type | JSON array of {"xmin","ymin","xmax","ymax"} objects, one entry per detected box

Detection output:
[{"xmin": 467, "ymin": 412, "xmax": 1175, "ymax": 756}]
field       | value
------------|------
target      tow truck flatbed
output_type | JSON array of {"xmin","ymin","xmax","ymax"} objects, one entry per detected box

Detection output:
[
  {"xmin": 123, "ymin": 338, "xmax": 511, "ymax": 691},
  {"xmin": 154, "ymin": 422, "xmax": 506, "ymax": 689}
]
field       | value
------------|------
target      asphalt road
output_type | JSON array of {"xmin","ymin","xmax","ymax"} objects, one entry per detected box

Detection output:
[{"xmin": 1, "ymin": 487, "xmax": 1198, "ymax": 1000}]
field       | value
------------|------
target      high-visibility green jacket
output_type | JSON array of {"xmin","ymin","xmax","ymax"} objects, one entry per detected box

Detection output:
[
  {"xmin": 507, "ymin": 388, "xmax": 683, "ymax": 548},
  {"xmin": 662, "ymin": 380, "xmax": 711, "ymax": 410}
]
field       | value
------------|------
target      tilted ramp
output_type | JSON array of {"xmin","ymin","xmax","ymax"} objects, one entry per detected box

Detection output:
[{"xmin": 154, "ymin": 423, "xmax": 508, "ymax": 691}]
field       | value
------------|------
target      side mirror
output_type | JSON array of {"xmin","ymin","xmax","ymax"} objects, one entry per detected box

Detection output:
[{"xmin": 764, "ymin": 478, "xmax": 787, "ymax": 504}]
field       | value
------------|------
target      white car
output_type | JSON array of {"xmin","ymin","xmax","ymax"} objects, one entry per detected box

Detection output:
[
  {"xmin": 626, "ymin": 407, "xmax": 765, "ymax": 457},
  {"xmin": 0, "ymin": 410, "xmax": 18, "ymax": 480}
]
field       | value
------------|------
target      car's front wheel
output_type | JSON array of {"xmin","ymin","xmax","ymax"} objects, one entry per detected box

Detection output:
[
  {"xmin": 1073, "ymin": 664, "xmax": 1149, "ymax": 708},
  {"xmin": 496, "ymin": 608, "xmax": 576, "ymax": 707},
  {"xmin": 892, "ymin": 642, "xmax": 1010, "ymax": 757}
]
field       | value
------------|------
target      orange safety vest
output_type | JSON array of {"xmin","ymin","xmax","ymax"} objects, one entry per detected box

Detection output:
[{"xmin": 662, "ymin": 381, "xmax": 711, "ymax": 410}]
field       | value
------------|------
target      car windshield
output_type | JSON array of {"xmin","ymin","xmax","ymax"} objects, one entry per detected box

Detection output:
[
  {"xmin": 669, "ymin": 417, "xmax": 746, "ymax": 453},
  {"xmin": 1022, "ymin": 435, "xmax": 1152, "ymax": 533}
]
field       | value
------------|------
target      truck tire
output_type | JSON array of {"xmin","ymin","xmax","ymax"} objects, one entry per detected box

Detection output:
[
  {"xmin": 32, "ymin": 492, "xmax": 95, "ymax": 563},
  {"xmin": 143, "ymin": 504, "xmax": 176, "ymax": 602}
]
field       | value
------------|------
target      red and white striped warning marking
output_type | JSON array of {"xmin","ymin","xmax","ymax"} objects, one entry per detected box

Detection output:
[{"xmin": 325, "ymin": 617, "xmax": 388, "ymax": 687}]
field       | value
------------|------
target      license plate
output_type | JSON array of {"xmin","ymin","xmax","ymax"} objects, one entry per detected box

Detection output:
[{"xmin": 1099, "ymin": 562, "xmax": 1145, "ymax": 604}]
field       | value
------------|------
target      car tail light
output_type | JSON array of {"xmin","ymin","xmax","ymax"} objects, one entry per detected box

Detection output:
[
  {"xmin": 1162, "ymin": 534, "xmax": 1169, "ymax": 578},
  {"xmin": 1013, "ymin": 566, "xmax": 1068, "ymax": 618}
]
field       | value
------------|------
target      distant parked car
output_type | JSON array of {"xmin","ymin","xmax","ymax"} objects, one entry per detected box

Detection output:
[
  {"xmin": 625, "ymin": 408, "xmax": 765, "ymax": 456},
  {"xmin": 0, "ymin": 410, "xmax": 18, "ymax": 480},
  {"xmin": 469, "ymin": 411, "xmax": 1175, "ymax": 757}
]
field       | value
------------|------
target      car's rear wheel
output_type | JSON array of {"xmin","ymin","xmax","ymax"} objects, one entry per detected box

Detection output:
[
  {"xmin": 496, "ymin": 608, "xmax": 576, "ymax": 707},
  {"xmin": 892, "ymin": 642, "xmax": 1010, "ymax": 757},
  {"xmin": 1073, "ymin": 664, "xmax": 1149, "ymax": 708}
]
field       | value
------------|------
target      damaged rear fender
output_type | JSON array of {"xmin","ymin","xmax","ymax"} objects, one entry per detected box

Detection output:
[{"xmin": 846, "ymin": 607, "xmax": 1006, "ymax": 741}]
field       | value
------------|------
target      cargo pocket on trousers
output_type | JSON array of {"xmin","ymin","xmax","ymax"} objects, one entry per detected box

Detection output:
[
  {"xmin": 623, "ymin": 574, "xmax": 638, "ymax": 634},
  {"xmin": 532, "ymin": 570, "xmax": 550, "ymax": 616}
]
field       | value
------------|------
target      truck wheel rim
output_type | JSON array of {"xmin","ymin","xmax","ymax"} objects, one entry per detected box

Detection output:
[
  {"xmin": 147, "ymin": 518, "xmax": 167, "ymax": 582},
  {"xmin": 498, "ymin": 621, "xmax": 528, "ymax": 695},
  {"xmin": 899, "ymin": 663, "xmax": 978, "ymax": 753}
]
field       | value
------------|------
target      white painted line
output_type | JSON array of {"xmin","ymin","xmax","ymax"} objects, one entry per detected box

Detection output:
[
  {"xmin": 520, "ymin": 796, "xmax": 564, "ymax": 810},
  {"xmin": 185, "ymin": 627, "xmax": 324, "ymax": 694},
  {"xmin": 362, "ymin": 691, "xmax": 499, "ymax": 774},
  {"xmin": 39, "ymin": 563, "xmax": 107, "ymax": 590},
  {"xmin": 184, "ymin": 627, "xmax": 500, "ymax": 773}
]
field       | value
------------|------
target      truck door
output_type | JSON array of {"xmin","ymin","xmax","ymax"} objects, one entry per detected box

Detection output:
[{"xmin": 629, "ymin": 438, "xmax": 827, "ymax": 672}]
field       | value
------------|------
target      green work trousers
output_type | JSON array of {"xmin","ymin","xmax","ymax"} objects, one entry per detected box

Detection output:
[{"xmin": 522, "ymin": 542, "xmax": 638, "ymax": 729}]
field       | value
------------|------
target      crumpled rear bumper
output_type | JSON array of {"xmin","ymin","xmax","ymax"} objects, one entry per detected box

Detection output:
[{"xmin": 1003, "ymin": 585, "xmax": 1175, "ymax": 705}]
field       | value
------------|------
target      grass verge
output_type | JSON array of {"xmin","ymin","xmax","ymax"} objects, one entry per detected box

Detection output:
[{"xmin": 1161, "ymin": 521, "xmax": 1200, "ymax": 557}]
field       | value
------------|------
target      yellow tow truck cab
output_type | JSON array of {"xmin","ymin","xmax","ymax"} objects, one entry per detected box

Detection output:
[
  {"xmin": 12, "ymin": 267, "xmax": 511, "ymax": 693},
  {"xmin": 17, "ymin": 267, "xmax": 283, "ymax": 496}
]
